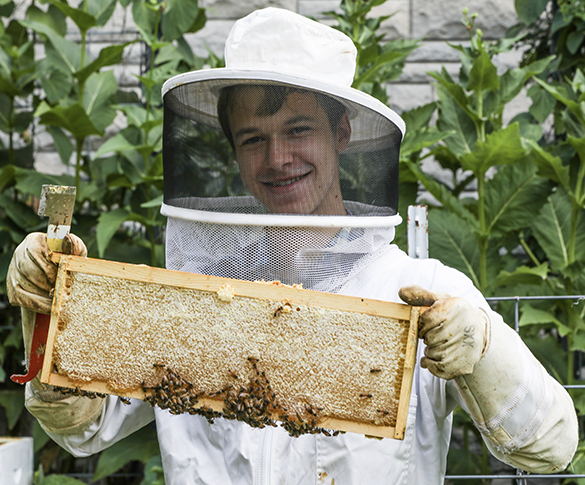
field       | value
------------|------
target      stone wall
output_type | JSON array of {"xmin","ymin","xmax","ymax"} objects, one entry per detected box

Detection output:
[{"xmin": 29, "ymin": 0, "xmax": 523, "ymax": 173}]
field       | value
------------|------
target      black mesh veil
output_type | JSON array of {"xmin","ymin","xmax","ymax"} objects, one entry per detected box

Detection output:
[{"xmin": 162, "ymin": 78, "xmax": 402, "ymax": 220}]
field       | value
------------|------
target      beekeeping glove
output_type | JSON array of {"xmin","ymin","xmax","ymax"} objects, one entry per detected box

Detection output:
[
  {"xmin": 7, "ymin": 232, "xmax": 87, "ymax": 314},
  {"xmin": 400, "ymin": 284, "xmax": 578, "ymax": 473},
  {"xmin": 7, "ymin": 232, "xmax": 87, "ymax": 361},
  {"xmin": 7, "ymin": 232, "xmax": 102, "ymax": 433},
  {"xmin": 398, "ymin": 285, "xmax": 488, "ymax": 379}
]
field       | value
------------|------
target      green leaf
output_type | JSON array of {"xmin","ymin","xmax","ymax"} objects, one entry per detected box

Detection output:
[
  {"xmin": 131, "ymin": 0, "xmax": 158, "ymax": 45},
  {"xmin": 567, "ymin": 30, "xmax": 585, "ymax": 55},
  {"xmin": 532, "ymin": 188, "xmax": 585, "ymax": 271},
  {"xmin": 161, "ymin": 0, "xmax": 201, "ymax": 42},
  {"xmin": 83, "ymin": 70, "xmax": 118, "ymax": 114},
  {"xmin": 42, "ymin": 476, "xmax": 87, "ymax": 485},
  {"xmin": 14, "ymin": 168, "xmax": 74, "ymax": 196},
  {"xmin": 494, "ymin": 263, "xmax": 549, "ymax": 288},
  {"xmin": 142, "ymin": 455, "xmax": 165, "ymax": 485},
  {"xmin": 466, "ymin": 49, "xmax": 499, "ymax": 94},
  {"xmin": 81, "ymin": 71, "xmax": 118, "ymax": 133},
  {"xmin": 400, "ymin": 127, "xmax": 450, "ymax": 160},
  {"xmin": 430, "ymin": 68, "xmax": 480, "ymax": 124},
  {"xmin": 534, "ymin": 77, "xmax": 585, "ymax": 126},
  {"xmin": 428, "ymin": 210, "xmax": 484, "ymax": 288},
  {"xmin": 92, "ymin": 426, "xmax": 160, "ymax": 481},
  {"xmin": 567, "ymin": 135, "xmax": 585, "ymax": 208},
  {"xmin": 96, "ymin": 208, "xmax": 130, "ymax": 258},
  {"xmin": 26, "ymin": 4, "xmax": 67, "ymax": 37},
  {"xmin": 519, "ymin": 304, "xmax": 569, "ymax": 335},
  {"xmin": 460, "ymin": 123, "xmax": 526, "ymax": 175},
  {"xmin": 435, "ymin": 85, "xmax": 478, "ymax": 157},
  {"xmin": 0, "ymin": 389, "xmax": 25, "ymax": 430},
  {"xmin": 85, "ymin": 0, "xmax": 117, "ymax": 27},
  {"xmin": 119, "ymin": 104, "xmax": 148, "ymax": 127},
  {"xmin": 20, "ymin": 19, "xmax": 81, "ymax": 74},
  {"xmin": 0, "ymin": 193, "xmax": 41, "ymax": 229},
  {"xmin": 484, "ymin": 161, "xmax": 552, "ymax": 234},
  {"xmin": 75, "ymin": 43, "xmax": 132, "ymax": 84},
  {"xmin": 47, "ymin": 0, "xmax": 97, "ymax": 33},
  {"xmin": 406, "ymin": 160, "xmax": 479, "ymax": 227},
  {"xmin": 48, "ymin": 126, "xmax": 74, "ymax": 165},
  {"xmin": 526, "ymin": 139, "xmax": 571, "ymax": 192},
  {"xmin": 32, "ymin": 421, "xmax": 51, "ymax": 453},
  {"xmin": 515, "ymin": 0, "xmax": 549, "ymax": 24},
  {"xmin": 140, "ymin": 194, "xmax": 163, "ymax": 208},
  {"xmin": 94, "ymin": 133, "xmax": 137, "ymax": 158},
  {"xmin": 35, "ymin": 101, "xmax": 102, "ymax": 138},
  {"xmin": 39, "ymin": 69, "xmax": 73, "ymax": 104}
]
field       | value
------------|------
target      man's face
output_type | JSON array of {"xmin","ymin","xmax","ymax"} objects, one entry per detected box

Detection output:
[{"xmin": 228, "ymin": 87, "xmax": 350, "ymax": 215}]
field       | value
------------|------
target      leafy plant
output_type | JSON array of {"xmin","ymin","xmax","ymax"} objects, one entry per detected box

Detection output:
[
  {"xmin": 401, "ymin": 9, "xmax": 584, "ymax": 479},
  {"xmin": 513, "ymin": 0, "xmax": 585, "ymax": 80},
  {"xmin": 405, "ymin": 10, "xmax": 555, "ymax": 295},
  {"xmin": 325, "ymin": 0, "xmax": 420, "ymax": 104}
]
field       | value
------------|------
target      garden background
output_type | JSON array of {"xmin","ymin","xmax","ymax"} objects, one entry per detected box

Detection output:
[{"xmin": 0, "ymin": 0, "xmax": 584, "ymax": 483}]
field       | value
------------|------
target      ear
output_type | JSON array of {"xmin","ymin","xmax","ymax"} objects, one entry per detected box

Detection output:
[{"xmin": 335, "ymin": 112, "xmax": 351, "ymax": 153}]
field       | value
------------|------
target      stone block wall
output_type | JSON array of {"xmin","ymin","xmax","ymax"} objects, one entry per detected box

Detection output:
[{"xmin": 28, "ymin": 0, "xmax": 523, "ymax": 173}]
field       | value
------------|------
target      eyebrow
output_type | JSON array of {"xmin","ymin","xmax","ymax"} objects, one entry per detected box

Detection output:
[{"xmin": 234, "ymin": 115, "xmax": 317, "ymax": 139}]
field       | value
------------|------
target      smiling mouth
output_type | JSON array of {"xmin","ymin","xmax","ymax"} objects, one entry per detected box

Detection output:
[{"xmin": 265, "ymin": 173, "xmax": 308, "ymax": 187}]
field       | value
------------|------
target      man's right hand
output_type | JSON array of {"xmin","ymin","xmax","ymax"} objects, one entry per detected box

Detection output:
[{"xmin": 7, "ymin": 232, "xmax": 87, "ymax": 314}]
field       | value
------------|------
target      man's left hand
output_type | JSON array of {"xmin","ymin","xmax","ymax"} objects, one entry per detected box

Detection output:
[{"xmin": 399, "ymin": 285, "xmax": 488, "ymax": 380}]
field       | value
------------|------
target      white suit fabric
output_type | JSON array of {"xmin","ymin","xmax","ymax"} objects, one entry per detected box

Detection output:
[{"xmin": 42, "ymin": 240, "xmax": 573, "ymax": 485}]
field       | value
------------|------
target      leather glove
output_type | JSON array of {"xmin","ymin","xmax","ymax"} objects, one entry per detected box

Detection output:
[
  {"xmin": 399, "ymin": 285, "xmax": 489, "ymax": 380},
  {"xmin": 7, "ymin": 232, "xmax": 87, "ymax": 314},
  {"xmin": 7, "ymin": 232, "xmax": 87, "ymax": 361}
]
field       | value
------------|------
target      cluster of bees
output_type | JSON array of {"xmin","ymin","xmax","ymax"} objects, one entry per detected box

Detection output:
[
  {"xmin": 141, "ymin": 364, "xmax": 222, "ymax": 424},
  {"xmin": 54, "ymin": 385, "xmax": 106, "ymax": 399},
  {"xmin": 141, "ymin": 358, "xmax": 342, "ymax": 438},
  {"xmin": 53, "ymin": 359, "xmax": 384, "ymax": 438}
]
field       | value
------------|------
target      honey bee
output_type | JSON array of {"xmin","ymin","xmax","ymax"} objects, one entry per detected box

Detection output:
[
  {"xmin": 273, "ymin": 306, "xmax": 284, "ymax": 317},
  {"xmin": 273, "ymin": 302, "xmax": 293, "ymax": 317},
  {"xmin": 119, "ymin": 397, "xmax": 131, "ymax": 405}
]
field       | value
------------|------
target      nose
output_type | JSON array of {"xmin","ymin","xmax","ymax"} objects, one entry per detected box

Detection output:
[{"xmin": 266, "ymin": 137, "xmax": 292, "ymax": 170}]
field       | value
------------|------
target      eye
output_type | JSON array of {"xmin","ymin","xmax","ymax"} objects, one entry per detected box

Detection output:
[
  {"xmin": 241, "ymin": 135, "xmax": 264, "ymax": 146},
  {"xmin": 290, "ymin": 125, "xmax": 312, "ymax": 136}
]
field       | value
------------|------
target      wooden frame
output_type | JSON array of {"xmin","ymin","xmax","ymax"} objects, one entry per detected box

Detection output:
[{"xmin": 42, "ymin": 255, "xmax": 419, "ymax": 440}]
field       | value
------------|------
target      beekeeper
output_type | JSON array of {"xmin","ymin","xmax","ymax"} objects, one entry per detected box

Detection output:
[{"xmin": 7, "ymin": 7, "xmax": 578, "ymax": 485}]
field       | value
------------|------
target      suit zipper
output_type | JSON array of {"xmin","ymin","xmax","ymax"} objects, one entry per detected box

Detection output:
[{"xmin": 260, "ymin": 427, "xmax": 274, "ymax": 485}]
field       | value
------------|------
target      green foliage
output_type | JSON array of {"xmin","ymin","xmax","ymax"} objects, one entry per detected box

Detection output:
[
  {"xmin": 91, "ymin": 425, "xmax": 160, "ymax": 481},
  {"xmin": 401, "ymin": 10, "xmax": 585, "ymax": 479},
  {"xmin": 513, "ymin": 0, "xmax": 585, "ymax": 79},
  {"xmin": 0, "ymin": 0, "xmax": 584, "ymax": 483},
  {"xmin": 406, "ymin": 13, "xmax": 555, "ymax": 295}
]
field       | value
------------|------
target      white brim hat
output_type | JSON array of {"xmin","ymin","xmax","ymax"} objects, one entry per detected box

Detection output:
[
  {"xmin": 161, "ymin": 7, "xmax": 405, "ymax": 229},
  {"xmin": 162, "ymin": 7, "xmax": 405, "ymax": 152}
]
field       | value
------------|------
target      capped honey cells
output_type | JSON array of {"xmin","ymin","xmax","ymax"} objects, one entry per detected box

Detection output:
[{"xmin": 44, "ymin": 259, "xmax": 417, "ymax": 439}]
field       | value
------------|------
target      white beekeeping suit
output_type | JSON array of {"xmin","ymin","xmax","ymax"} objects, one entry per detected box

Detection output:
[{"xmin": 10, "ymin": 7, "xmax": 577, "ymax": 485}]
